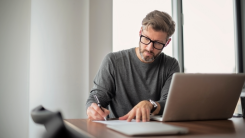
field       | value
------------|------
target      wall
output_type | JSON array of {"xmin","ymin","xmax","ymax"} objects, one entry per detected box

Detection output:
[
  {"xmin": 0, "ymin": 0, "xmax": 112, "ymax": 138},
  {"xmin": 29, "ymin": 0, "xmax": 112, "ymax": 138},
  {"xmin": 242, "ymin": 0, "xmax": 245, "ymax": 72},
  {"xmin": 0, "ymin": 0, "xmax": 31, "ymax": 138},
  {"xmin": 89, "ymin": 0, "xmax": 113, "ymax": 89},
  {"xmin": 29, "ymin": 0, "xmax": 89, "ymax": 137}
]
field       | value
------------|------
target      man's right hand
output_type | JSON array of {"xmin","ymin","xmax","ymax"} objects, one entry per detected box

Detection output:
[{"xmin": 87, "ymin": 103, "xmax": 110, "ymax": 121}]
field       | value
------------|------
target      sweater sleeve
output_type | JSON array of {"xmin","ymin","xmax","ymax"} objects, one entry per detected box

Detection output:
[
  {"xmin": 156, "ymin": 58, "xmax": 180, "ymax": 115},
  {"xmin": 85, "ymin": 53, "xmax": 116, "ymax": 113}
]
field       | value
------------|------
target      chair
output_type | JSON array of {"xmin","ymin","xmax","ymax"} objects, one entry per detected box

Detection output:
[{"xmin": 31, "ymin": 105, "xmax": 90, "ymax": 138}]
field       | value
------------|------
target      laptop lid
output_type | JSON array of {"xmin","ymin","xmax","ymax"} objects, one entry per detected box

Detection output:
[{"xmin": 160, "ymin": 73, "xmax": 245, "ymax": 122}]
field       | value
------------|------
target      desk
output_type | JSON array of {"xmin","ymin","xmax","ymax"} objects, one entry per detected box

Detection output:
[{"xmin": 64, "ymin": 118, "xmax": 245, "ymax": 138}]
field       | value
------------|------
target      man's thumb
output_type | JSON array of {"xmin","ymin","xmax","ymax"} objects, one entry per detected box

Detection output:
[{"xmin": 119, "ymin": 114, "xmax": 128, "ymax": 120}]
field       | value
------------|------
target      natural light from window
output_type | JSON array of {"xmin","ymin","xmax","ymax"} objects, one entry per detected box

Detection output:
[
  {"xmin": 183, "ymin": 0, "xmax": 239, "ymax": 114},
  {"xmin": 183, "ymin": 0, "xmax": 235, "ymax": 73}
]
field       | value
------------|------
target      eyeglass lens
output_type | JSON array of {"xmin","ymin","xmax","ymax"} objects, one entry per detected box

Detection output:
[{"xmin": 140, "ymin": 36, "xmax": 164, "ymax": 50}]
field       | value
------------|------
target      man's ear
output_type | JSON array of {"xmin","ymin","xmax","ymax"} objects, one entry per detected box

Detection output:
[
  {"xmin": 139, "ymin": 27, "xmax": 142, "ymax": 36},
  {"xmin": 165, "ymin": 38, "xmax": 171, "ymax": 47}
]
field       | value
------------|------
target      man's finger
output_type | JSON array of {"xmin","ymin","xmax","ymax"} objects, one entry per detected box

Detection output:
[
  {"xmin": 146, "ymin": 108, "xmax": 150, "ymax": 121},
  {"xmin": 119, "ymin": 114, "xmax": 129, "ymax": 120},
  {"xmin": 136, "ymin": 108, "xmax": 142, "ymax": 122},
  {"xmin": 91, "ymin": 103, "xmax": 107, "ymax": 118},
  {"xmin": 141, "ymin": 108, "xmax": 147, "ymax": 122},
  {"xmin": 103, "ymin": 108, "xmax": 110, "ymax": 115},
  {"xmin": 127, "ymin": 108, "xmax": 136, "ymax": 122},
  {"xmin": 87, "ymin": 106, "xmax": 104, "ymax": 120}
]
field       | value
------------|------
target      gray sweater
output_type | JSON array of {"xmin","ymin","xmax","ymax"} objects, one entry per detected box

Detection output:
[{"xmin": 86, "ymin": 48, "xmax": 180, "ymax": 118}]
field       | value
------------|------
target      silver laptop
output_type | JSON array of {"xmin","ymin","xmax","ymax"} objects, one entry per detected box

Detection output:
[{"xmin": 151, "ymin": 73, "xmax": 245, "ymax": 122}]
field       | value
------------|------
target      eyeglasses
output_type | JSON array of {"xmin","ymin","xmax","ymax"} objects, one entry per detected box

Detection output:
[{"xmin": 140, "ymin": 35, "xmax": 165, "ymax": 50}]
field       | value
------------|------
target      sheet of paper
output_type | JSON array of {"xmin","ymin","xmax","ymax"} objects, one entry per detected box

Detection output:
[{"xmin": 94, "ymin": 119, "xmax": 144, "ymax": 125}]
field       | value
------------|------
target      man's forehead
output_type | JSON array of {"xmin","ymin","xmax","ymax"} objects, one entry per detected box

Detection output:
[
  {"xmin": 142, "ymin": 26, "xmax": 168, "ymax": 42},
  {"xmin": 142, "ymin": 25, "xmax": 165, "ymax": 34}
]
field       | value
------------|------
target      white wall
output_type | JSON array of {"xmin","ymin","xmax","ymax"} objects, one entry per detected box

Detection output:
[
  {"xmin": 29, "ymin": 0, "xmax": 89, "ymax": 137},
  {"xmin": 29, "ymin": 0, "xmax": 112, "ymax": 138},
  {"xmin": 89, "ymin": 0, "xmax": 113, "ymax": 89},
  {"xmin": 0, "ymin": 0, "xmax": 112, "ymax": 138},
  {"xmin": 242, "ymin": 0, "xmax": 245, "ymax": 72},
  {"xmin": 0, "ymin": 0, "xmax": 31, "ymax": 138}
]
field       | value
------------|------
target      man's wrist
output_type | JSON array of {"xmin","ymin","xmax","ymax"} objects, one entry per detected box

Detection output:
[
  {"xmin": 148, "ymin": 99, "xmax": 158, "ymax": 113},
  {"xmin": 145, "ymin": 100, "xmax": 153, "ymax": 109}
]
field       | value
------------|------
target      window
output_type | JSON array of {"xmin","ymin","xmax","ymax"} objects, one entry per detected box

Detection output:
[
  {"xmin": 113, "ymin": 0, "xmax": 172, "ymax": 56},
  {"xmin": 183, "ymin": 0, "xmax": 235, "ymax": 73},
  {"xmin": 182, "ymin": 0, "xmax": 241, "ymax": 114}
]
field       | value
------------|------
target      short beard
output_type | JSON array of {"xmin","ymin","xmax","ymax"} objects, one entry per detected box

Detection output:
[{"xmin": 139, "ymin": 43, "xmax": 161, "ymax": 63}]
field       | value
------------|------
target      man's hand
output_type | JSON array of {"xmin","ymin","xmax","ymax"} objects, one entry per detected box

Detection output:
[
  {"xmin": 87, "ymin": 103, "xmax": 110, "ymax": 121},
  {"xmin": 119, "ymin": 100, "xmax": 152, "ymax": 122}
]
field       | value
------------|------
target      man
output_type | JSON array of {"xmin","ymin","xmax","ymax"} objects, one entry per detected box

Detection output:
[{"xmin": 86, "ymin": 10, "xmax": 179, "ymax": 122}]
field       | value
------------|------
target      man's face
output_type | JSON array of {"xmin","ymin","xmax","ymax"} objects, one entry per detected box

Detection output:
[{"xmin": 139, "ymin": 26, "xmax": 168, "ymax": 63}]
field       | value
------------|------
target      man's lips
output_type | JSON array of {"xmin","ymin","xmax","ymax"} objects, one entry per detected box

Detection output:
[{"xmin": 144, "ymin": 51, "xmax": 153, "ymax": 56}]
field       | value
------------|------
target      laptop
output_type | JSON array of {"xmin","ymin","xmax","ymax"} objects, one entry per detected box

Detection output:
[{"xmin": 151, "ymin": 73, "xmax": 245, "ymax": 122}]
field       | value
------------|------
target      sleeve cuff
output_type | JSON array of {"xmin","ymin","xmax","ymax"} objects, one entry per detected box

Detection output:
[{"xmin": 156, "ymin": 100, "xmax": 166, "ymax": 115}]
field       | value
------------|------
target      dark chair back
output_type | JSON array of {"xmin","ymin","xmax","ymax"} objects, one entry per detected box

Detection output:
[{"xmin": 31, "ymin": 105, "xmax": 90, "ymax": 138}]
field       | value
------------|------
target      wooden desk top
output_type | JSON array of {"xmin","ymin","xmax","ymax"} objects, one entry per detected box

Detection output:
[{"xmin": 64, "ymin": 118, "xmax": 245, "ymax": 138}]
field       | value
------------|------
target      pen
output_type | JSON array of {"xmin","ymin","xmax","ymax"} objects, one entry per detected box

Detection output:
[{"xmin": 93, "ymin": 95, "xmax": 107, "ymax": 121}]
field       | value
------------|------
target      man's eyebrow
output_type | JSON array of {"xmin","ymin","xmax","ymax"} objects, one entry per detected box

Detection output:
[
  {"xmin": 142, "ymin": 33, "xmax": 165, "ymax": 43},
  {"xmin": 152, "ymin": 38, "xmax": 165, "ymax": 44},
  {"xmin": 155, "ymin": 40, "xmax": 165, "ymax": 44}
]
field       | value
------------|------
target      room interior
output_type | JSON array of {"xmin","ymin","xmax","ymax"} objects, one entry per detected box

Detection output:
[{"xmin": 0, "ymin": 0, "xmax": 244, "ymax": 138}]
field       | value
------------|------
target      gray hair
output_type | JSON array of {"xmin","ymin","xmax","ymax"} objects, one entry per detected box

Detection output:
[{"xmin": 142, "ymin": 10, "xmax": 175, "ymax": 40}]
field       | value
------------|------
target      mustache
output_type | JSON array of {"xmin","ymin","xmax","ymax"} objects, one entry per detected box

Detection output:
[{"xmin": 142, "ymin": 50, "xmax": 154, "ymax": 55}]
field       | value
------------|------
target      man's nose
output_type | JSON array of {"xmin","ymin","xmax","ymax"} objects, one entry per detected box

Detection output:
[{"xmin": 146, "ymin": 41, "xmax": 154, "ymax": 51}]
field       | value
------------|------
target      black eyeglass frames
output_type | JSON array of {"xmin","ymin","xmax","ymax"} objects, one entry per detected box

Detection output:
[{"xmin": 140, "ymin": 35, "xmax": 165, "ymax": 50}]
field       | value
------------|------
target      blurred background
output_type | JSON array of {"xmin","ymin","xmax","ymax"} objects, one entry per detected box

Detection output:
[{"xmin": 0, "ymin": 0, "xmax": 244, "ymax": 138}]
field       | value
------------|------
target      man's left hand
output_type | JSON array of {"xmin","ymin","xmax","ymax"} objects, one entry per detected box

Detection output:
[{"xmin": 119, "ymin": 100, "xmax": 152, "ymax": 122}]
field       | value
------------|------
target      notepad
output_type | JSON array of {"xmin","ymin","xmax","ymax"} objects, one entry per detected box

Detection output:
[{"xmin": 93, "ymin": 119, "xmax": 138, "ymax": 125}]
